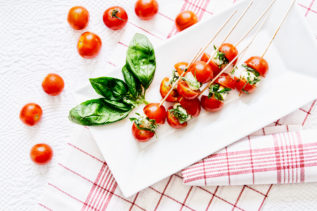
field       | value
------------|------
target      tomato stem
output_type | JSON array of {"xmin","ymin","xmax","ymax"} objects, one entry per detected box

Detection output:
[{"xmin": 111, "ymin": 9, "xmax": 123, "ymax": 21}]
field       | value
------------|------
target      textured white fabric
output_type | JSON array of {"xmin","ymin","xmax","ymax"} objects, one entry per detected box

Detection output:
[{"xmin": 1, "ymin": 0, "xmax": 317, "ymax": 210}]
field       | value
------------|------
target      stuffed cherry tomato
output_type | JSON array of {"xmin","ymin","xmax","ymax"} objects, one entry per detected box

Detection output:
[
  {"xmin": 201, "ymin": 84, "xmax": 231, "ymax": 112},
  {"xmin": 135, "ymin": 0, "xmax": 159, "ymax": 20},
  {"xmin": 77, "ymin": 32, "xmax": 102, "ymax": 59},
  {"xmin": 174, "ymin": 62, "xmax": 188, "ymax": 76},
  {"xmin": 188, "ymin": 61, "xmax": 213, "ymax": 83},
  {"xmin": 201, "ymin": 95, "xmax": 224, "ymax": 112},
  {"xmin": 200, "ymin": 53, "xmax": 221, "ymax": 76},
  {"xmin": 67, "ymin": 6, "xmax": 89, "ymax": 30},
  {"xmin": 179, "ymin": 97, "xmax": 201, "ymax": 117},
  {"xmin": 30, "ymin": 143, "xmax": 53, "ymax": 164},
  {"xmin": 232, "ymin": 62, "xmax": 262, "ymax": 94},
  {"xmin": 175, "ymin": 11, "xmax": 198, "ymax": 31},
  {"xmin": 245, "ymin": 56, "xmax": 269, "ymax": 77},
  {"xmin": 131, "ymin": 114, "xmax": 157, "ymax": 142},
  {"xmin": 219, "ymin": 43, "xmax": 238, "ymax": 65},
  {"xmin": 234, "ymin": 77, "xmax": 256, "ymax": 94},
  {"xmin": 215, "ymin": 73, "xmax": 235, "ymax": 89},
  {"xmin": 132, "ymin": 123, "xmax": 155, "ymax": 142},
  {"xmin": 42, "ymin": 73, "xmax": 64, "ymax": 96},
  {"xmin": 103, "ymin": 6, "xmax": 128, "ymax": 30},
  {"xmin": 177, "ymin": 79, "xmax": 200, "ymax": 100},
  {"xmin": 20, "ymin": 103, "xmax": 43, "ymax": 126},
  {"xmin": 143, "ymin": 103, "xmax": 166, "ymax": 124},
  {"xmin": 167, "ymin": 105, "xmax": 190, "ymax": 129},
  {"xmin": 160, "ymin": 77, "xmax": 178, "ymax": 102}
]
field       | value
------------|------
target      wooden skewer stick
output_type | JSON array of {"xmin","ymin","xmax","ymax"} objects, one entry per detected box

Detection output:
[
  {"xmin": 201, "ymin": 0, "xmax": 296, "ymax": 96},
  {"xmin": 261, "ymin": 0, "xmax": 296, "ymax": 58},
  {"xmin": 199, "ymin": 9, "xmax": 269, "ymax": 96},
  {"xmin": 159, "ymin": 10, "xmax": 238, "ymax": 106},
  {"xmin": 206, "ymin": 0, "xmax": 277, "ymax": 66},
  {"xmin": 205, "ymin": 1, "xmax": 254, "ymax": 64},
  {"xmin": 235, "ymin": 0, "xmax": 278, "ymax": 46}
]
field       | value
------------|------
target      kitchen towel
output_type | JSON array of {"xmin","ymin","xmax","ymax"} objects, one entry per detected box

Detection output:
[{"xmin": 182, "ymin": 129, "xmax": 317, "ymax": 186}]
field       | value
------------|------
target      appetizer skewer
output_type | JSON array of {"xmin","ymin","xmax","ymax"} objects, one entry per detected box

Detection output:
[
  {"xmin": 131, "ymin": 10, "xmax": 240, "ymax": 141},
  {"xmin": 202, "ymin": 0, "xmax": 296, "ymax": 111},
  {"xmin": 131, "ymin": 0, "xmax": 294, "ymax": 142},
  {"xmin": 167, "ymin": 1, "xmax": 277, "ymax": 127}
]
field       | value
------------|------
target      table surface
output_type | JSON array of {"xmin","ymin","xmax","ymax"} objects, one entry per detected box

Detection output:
[{"xmin": 1, "ymin": 0, "xmax": 317, "ymax": 210}]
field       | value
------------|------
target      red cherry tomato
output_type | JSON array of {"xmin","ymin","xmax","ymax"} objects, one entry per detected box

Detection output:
[
  {"xmin": 42, "ymin": 73, "xmax": 64, "ymax": 96},
  {"xmin": 20, "ymin": 103, "xmax": 43, "ymax": 126},
  {"xmin": 132, "ymin": 123, "xmax": 155, "ymax": 142},
  {"xmin": 160, "ymin": 77, "xmax": 178, "ymax": 102},
  {"xmin": 135, "ymin": 0, "xmax": 159, "ymax": 20},
  {"xmin": 215, "ymin": 73, "xmax": 235, "ymax": 89},
  {"xmin": 219, "ymin": 43, "xmax": 238, "ymax": 65},
  {"xmin": 175, "ymin": 11, "xmax": 198, "ymax": 31},
  {"xmin": 245, "ymin": 56, "xmax": 269, "ymax": 77},
  {"xmin": 179, "ymin": 97, "xmax": 201, "ymax": 117},
  {"xmin": 30, "ymin": 143, "xmax": 53, "ymax": 164},
  {"xmin": 77, "ymin": 32, "xmax": 102, "ymax": 59},
  {"xmin": 167, "ymin": 107, "xmax": 188, "ymax": 129},
  {"xmin": 177, "ymin": 80, "xmax": 200, "ymax": 100},
  {"xmin": 67, "ymin": 6, "xmax": 89, "ymax": 30},
  {"xmin": 234, "ymin": 76, "xmax": 256, "ymax": 94},
  {"xmin": 103, "ymin": 6, "xmax": 128, "ymax": 30},
  {"xmin": 188, "ymin": 61, "xmax": 213, "ymax": 83},
  {"xmin": 174, "ymin": 62, "xmax": 188, "ymax": 76},
  {"xmin": 200, "ymin": 53, "xmax": 221, "ymax": 76},
  {"xmin": 143, "ymin": 103, "xmax": 166, "ymax": 124},
  {"xmin": 201, "ymin": 95, "xmax": 224, "ymax": 112}
]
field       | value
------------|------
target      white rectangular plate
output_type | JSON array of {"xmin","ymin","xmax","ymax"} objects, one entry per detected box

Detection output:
[{"xmin": 74, "ymin": 0, "xmax": 317, "ymax": 197}]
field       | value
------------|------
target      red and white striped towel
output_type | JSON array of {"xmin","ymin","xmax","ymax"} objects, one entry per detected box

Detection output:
[{"xmin": 182, "ymin": 129, "xmax": 317, "ymax": 186}]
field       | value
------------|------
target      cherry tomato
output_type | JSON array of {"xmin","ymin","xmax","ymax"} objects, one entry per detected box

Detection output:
[
  {"xmin": 179, "ymin": 97, "xmax": 201, "ymax": 117},
  {"xmin": 103, "ymin": 6, "xmax": 128, "ymax": 30},
  {"xmin": 20, "ymin": 103, "xmax": 43, "ymax": 126},
  {"xmin": 175, "ymin": 11, "xmax": 198, "ymax": 31},
  {"xmin": 245, "ymin": 56, "xmax": 269, "ymax": 77},
  {"xmin": 42, "ymin": 73, "xmax": 64, "ymax": 96},
  {"xmin": 143, "ymin": 103, "xmax": 166, "ymax": 124},
  {"xmin": 188, "ymin": 61, "xmax": 213, "ymax": 83},
  {"xmin": 160, "ymin": 77, "xmax": 178, "ymax": 102},
  {"xmin": 132, "ymin": 123, "xmax": 155, "ymax": 142},
  {"xmin": 77, "ymin": 32, "xmax": 102, "ymax": 59},
  {"xmin": 177, "ymin": 80, "xmax": 200, "ymax": 100},
  {"xmin": 219, "ymin": 43, "xmax": 238, "ymax": 65},
  {"xmin": 67, "ymin": 6, "xmax": 89, "ymax": 30},
  {"xmin": 174, "ymin": 62, "xmax": 188, "ymax": 76},
  {"xmin": 201, "ymin": 95, "xmax": 224, "ymax": 112},
  {"xmin": 200, "ymin": 53, "xmax": 221, "ymax": 76},
  {"xmin": 234, "ymin": 76, "xmax": 256, "ymax": 94},
  {"xmin": 215, "ymin": 73, "xmax": 235, "ymax": 89},
  {"xmin": 167, "ymin": 107, "xmax": 188, "ymax": 129},
  {"xmin": 30, "ymin": 143, "xmax": 53, "ymax": 164},
  {"xmin": 135, "ymin": 0, "xmax": 159, "ymax": 20}
]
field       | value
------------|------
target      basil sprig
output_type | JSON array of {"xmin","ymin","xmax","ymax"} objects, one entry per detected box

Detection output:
[
  {"xmin": 69, "ymin": 33, "xmax": 156, "ymax": 126},
  {"xmin": 208, "ymin": 84, "xmax": 231, "ymax": 101}
]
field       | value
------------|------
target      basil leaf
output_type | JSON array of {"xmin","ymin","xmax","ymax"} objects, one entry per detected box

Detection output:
[
  {"xmin": 89, "ymin": 77, "xmax": 128, "ymax": 100},
  {"xmin": 122, "ymin": 65, "xmax": 142, "ymax": 98},
  {"xmin": 103, "ymin": 98, "xmax": 133, "ymax": 112},
  {"xmin": 126, "ymin": 33, "xmax": 156, "ymax": 89},
  {"xmin": 69, "ymin": 99, "xmax": 131, "ymax": 126}
]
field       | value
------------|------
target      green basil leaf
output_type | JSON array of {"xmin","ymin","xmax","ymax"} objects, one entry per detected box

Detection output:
[
  {"xmin": 126, "ymin": 33, "xmax": 156, "ymax": 89},
  {"xmin": 122, "ymin": 65, "xmax": 142, "ymax": 98},
  {"xmin": 69, "ymin": 99, "xmax": 132, "ymax": 126},
  {"xmin": 89, "ymin": 77, "xmax": 128, "ymax": 100},
  {"xmin": 103, "ymin": 98, "xmax": 133, "ymax": 112}
]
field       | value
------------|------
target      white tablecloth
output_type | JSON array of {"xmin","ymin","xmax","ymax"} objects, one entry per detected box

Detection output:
[{"xmin": 1, "ymin": 0, "xmax": 317, "ymax": 210}]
